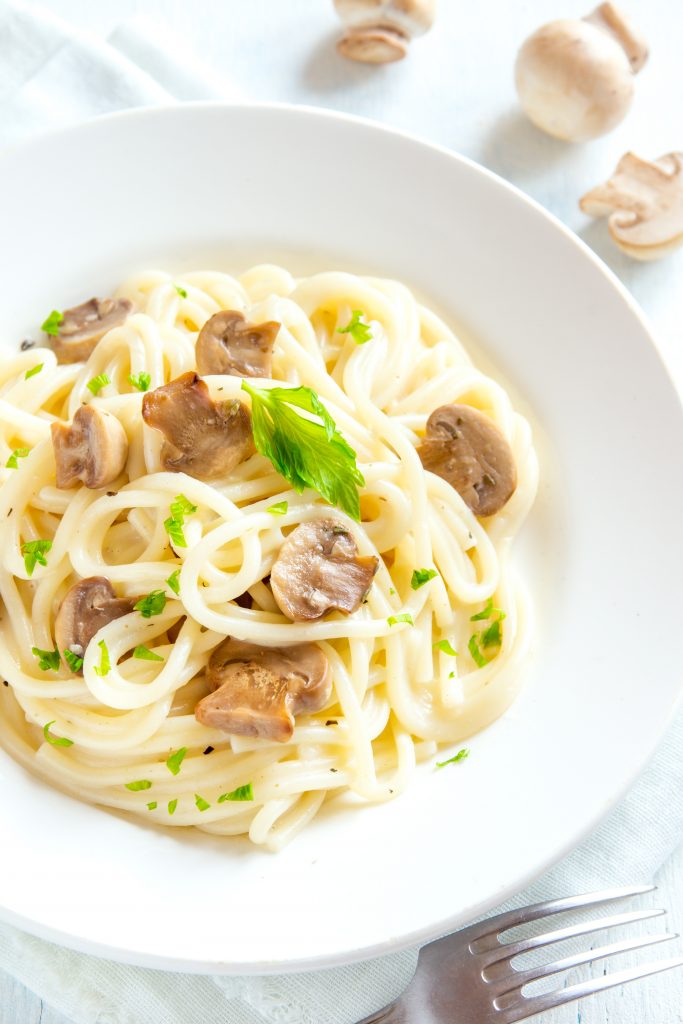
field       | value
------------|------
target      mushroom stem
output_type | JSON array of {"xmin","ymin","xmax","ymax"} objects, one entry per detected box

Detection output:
[{"xmin": 583, "ymin": 2, "xmax": 648, "ymax": 72}]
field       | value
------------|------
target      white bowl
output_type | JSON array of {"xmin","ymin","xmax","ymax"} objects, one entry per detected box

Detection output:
[{"xmin": 0, "ymin": 104, "xmax": 681, "ymax": 973}]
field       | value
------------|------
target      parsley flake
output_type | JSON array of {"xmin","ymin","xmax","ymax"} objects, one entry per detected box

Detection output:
[
  {"xmin": 194, "ymin": 793, "xmax": 210, "ymax": 812},
  {"xmin": 128, "ymin": 371, "xmax": 151, "ymax": 392},
  {"xmin": 433, "ymin": 639, "xmax": 458, "ymax": 657},
  {"xmin": 470, "ymin": 598, "xmax": 506, "ymax": 622},
  {"xmin": 94, "ymin": 639, "xmax": 111, "ymax": 677},
  {"xmin": 387, "ymin": 613, "xmax": 414, "ymax": 627},
  {"xmin": 166, "ymin": 747, "xmax": 188, "ymax": 776},
  {"xmin": 482, "ymin": 619, "xmax": 502, "ymax": 648},
  {"xmin": 468, "ymin": 634, "xmax": 489, "ymax": 668},
  {"xmin": 25, "ymin": 364, "xmax": 43, "ymax": 380},
  {"xmin": 32, "ymin": 646, "xmax": 60, "ymax": 672},
  {"xmin": 43, "ymin": 720, "xmax": 73, "ymax": 747},
  {"xmin": 134, "ymin": 590, "xmax": 167, "ymax": 618},
  {"xmin": 242, "ymin": 382, "xmax": 364, "ymax": 521},
  {"xmin": 174, "ymin": 285, "xmax": 188, "ymax": 298},
  {"xmin": 338, "ymin": 310, "xmax": 373, "ymax": 345},
  {"xmin": 168, "ymin": 798, "xmax": 178, "ymax": 815},
  {"xmin": 125, "ymin": 779, "xmax": 152, "ymax": 791},
  {"xmin": 411, "ymin": 568, "xmax": 438, "ymax": 590},
  {"xmin": 63, "ymin": 649, "xmax": 84, "ymax": 673},
  {"xmin": 164, "ymin": 494, "xmax": 197, "ymax": 548},
  {"xmin": 436, "ymin": 748, "xmax": 470, "ymax": 768},
  {"xmin": 6, "ymin": 448, "xmax": 29, "ymax": 469},
  {"xmin": 166, "ymin": 568, "xmax": 181, "ymax": 596},
  {"xmin": 147, "ymin": 801, "xmax": 157, "ymax": 811},
  {"xmin": 267, "ymin": 501, "xmax": 288, "ymax": 515},
  {"xmin": 41, "ymin": 310, "xmax": 63, "ymax": 336},
  {"xmin": 22, "ymin": 539, "xmax": 52, "ymax": 576},
  {"xmin": 133, "ymin": 645, "xmax": 164, "ymax": 662},
  {"xmin": 218, "ymin": 783, "xmax": 254, "ymax": 802},
  {"xmin": 87, "ymin": 373, "xmax": 110, "ymax": 395}
]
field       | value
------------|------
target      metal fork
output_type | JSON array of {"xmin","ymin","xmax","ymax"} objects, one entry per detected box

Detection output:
[{"xmin": 358, "ymin": 884, "xmax": 683, "ymax": 1023}]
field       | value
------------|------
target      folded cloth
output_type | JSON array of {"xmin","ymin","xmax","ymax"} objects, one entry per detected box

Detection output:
[{"xmin": 0, "ymin": 3, "xmax": 681, "ymax": 1023}]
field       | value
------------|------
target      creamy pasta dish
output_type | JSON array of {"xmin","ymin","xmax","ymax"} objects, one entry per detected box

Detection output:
[{"xmin": 0, "ymin": 265, "xmax": 537, "ymax": 850}]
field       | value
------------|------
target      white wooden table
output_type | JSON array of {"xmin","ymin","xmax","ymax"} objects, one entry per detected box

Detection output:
[{"xmin": 2, "ymin": 0, "xmax": 682, "ymax": 1021}]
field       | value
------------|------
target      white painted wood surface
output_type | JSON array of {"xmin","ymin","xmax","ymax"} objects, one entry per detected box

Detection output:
[{"xmin": 1, "ymin": 0, "xmax": 682, "ymax": 1021}]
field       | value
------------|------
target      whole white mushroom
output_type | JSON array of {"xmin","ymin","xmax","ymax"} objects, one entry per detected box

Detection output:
[
  {"xmin": 515, "ymin": 3, "xmax": 648, "ymax": 142},
  {"xmin": 334, "ymin": 0, "xmax": 436, "ymax": 64}
]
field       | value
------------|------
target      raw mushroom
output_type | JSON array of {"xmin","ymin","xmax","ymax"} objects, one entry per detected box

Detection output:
[
  {"xmin": 50, "ymin": 298, "xmax": 134, "ymax": 364},
  {"xmin": 195, "ymin": 637, "xmax": 332, "ymax": 742},
  {"xmin": 55, "ymin": 576, "xmax": 137, "ymax": 673},
  {"xmin": 270, "ymin": 519, "xmax": 379, "ymax": 622},
  {"xmin": 141, "ymin": 371, "xmax": 255, "ymax": 480},
  {"xmin": 515, "ymin": 3, "xmax": 648, "ymax": 141},
  {"xmin": 580, "ymin": 151, "xmax": 683, "ymax": 260},
  {"xmin": 417, "ymin": 404, "xmax": 516, "ymax": 517},
  {"xmin": 51, "ymin": 405, "xmax": 128, "ymax": 490},
  {"xmin": 196, "ymin": 311, "xmax": 280, "ymax": 378},
  {"xmin": 334, "ymin": 0, "xmax": 436, "ymax": 64}
]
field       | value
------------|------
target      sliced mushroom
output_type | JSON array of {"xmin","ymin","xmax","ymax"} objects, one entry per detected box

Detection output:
[
  {"xmin": 195, "ymin": 637, "xmax": 332, "ymax": 741},
  {"xmin": 55, "ymin": 576, "xmax": 137, "ymax": 673},
  {"xmin": 196, "ymin": 310, "xmax": 280, "ymax": 378},
  {"xmin": 50, "ymin": 298, "xmax": 134, "ymax": 364},
  {"xmin": 141, "ymin": 371, "xmax": 255, "ymax": 480},
  {"xmin": 580, "ymin": 152, "xmax": 683, "ymax": 260},
  {"xmin": 334, "ymin": 0, "xmax": 436, "ymax": 63},
  {"xmin": 270, "ymin": 519, "xmax": 379, "ymax": 622},
  {"xmin": 51, "ymin": 405, "xmax": 128, "ymax": 490},
  {"xmin": 417, "ymin": 404, "xmax": 517, "ymax": 517}
]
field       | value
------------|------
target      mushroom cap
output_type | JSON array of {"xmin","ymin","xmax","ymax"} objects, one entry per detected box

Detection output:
[
  {"xmin": 50, "ymin": 298, "xmax": 133, "ymax": 364},
  {"xmin": 141, "ymin": 371, "xmax": 255, "ymax": 480},
  {"xmin": 195, "ymin": 310, "xmax": 280, "ymax": 378},
  {"xmin": 54, "ymin": 576, "xmax": 137, "ymax": 672},
  {"xmin": 51, "ymin": 404, "xmax": 128, "ymax": 490},
  {"xmin": 580, "ymin": 151, "xmax": 683, "ymax": 261},
  {"xmin": 195, "ymin": 637, "xmax": 333, "ymax": 742},
  {"xmin": 515, "ymin": 18, "xmax": 635, "ymax": 141},
  {"xmin": 417, "ymin": 404, "xmax": 517, "ymax": 517},
  {"xmin": 270, "ymin": 519, "xmax": 379, "ymax": 622}
]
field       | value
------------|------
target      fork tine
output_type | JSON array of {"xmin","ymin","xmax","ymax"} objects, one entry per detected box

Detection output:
[
  {"xmin": 479, "ymin": 907, "xmax": 666, "ymax": 965},
  {"xmin": 496, "ymin": 954, "xmax": 683, "ymax": 1019},
  {"xmin": 466, "ymin": 884, "xmax": 654, "ymax": 951},
  {"xmin": 488, "ymin": 930, "xmax": 677, "ymax": 990}
]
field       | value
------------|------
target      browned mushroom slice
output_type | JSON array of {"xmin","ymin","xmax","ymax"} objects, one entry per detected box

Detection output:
[
  {"xmin": 50, "ymin": 298, "xmax": 134, "ymax": 364},
  {"xmin": 195, "ymin": 637, "xmax": 332, "ymax": 741},
  {"xmin": 141, "ymin": 371, "xmax": 255, "ymax": 480},
  {"xmin": 51, "ymin": 405, "xmax": 128, "ymax": 490},
  {"xmin": 417, "ymin": 404, "xmax": 517, "ymax": 517},
  {"xmin": 55, "ymin": 576, "xmax": 137, "ymax": 673},
  {"xmin": 270, "ymin": 519, "xmax": 379, "ymax": 622},
  {"xmin": 196, "ymin": 311, "xmax": 280, "ymax": 378}
]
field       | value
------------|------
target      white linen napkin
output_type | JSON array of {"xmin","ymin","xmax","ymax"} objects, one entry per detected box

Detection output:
[{"xmin": 0, "ymin": 3, "xmax": 681, "ymax": 1023}]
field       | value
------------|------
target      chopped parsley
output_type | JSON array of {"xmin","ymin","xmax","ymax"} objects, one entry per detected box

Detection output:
[
  {"xmin": 166, "ymin": 747, "xmax": 188, "ymax": 776},
  {"xmin": 43, "ymin": 721, "xmax": 73, "ymax": 747},
  {"xmin": 470, "ymin": 598, "xmax": 506, "ymax": 622},
  {"xmin": 22, "ymin": 539, "xmax": 52, "ymax": 576},
  {"xmin": 411, "ymin": 568, "xmax": 438, "ymax": 590},
  {"xmin": 166, "ymin": 568, "xmax": 181, "ymax": 595},
  {"xmin": 128, "ymin": 371, "xmax": 151, "ymax": 392},
  {"xmin": 125, "ymin": 779, "xmax": 152, "ymax": 791},
  {"xmin": 146, "ymin": 801, "xmax": 157, "ymax": 811},
  {"xmin": 93, "ymin": 639, "xmax": 111, "ymax": 677},
  {"xmin": 436, "ymin": 748, "xmax": 470, "ymax": 768},
  {"xmin": 164, "ymin": 493, "xmax": 197, "ymax": 548},
  {"xmin": 242, "ymin": 381, "xmax": 364, "ymax": 521},
  {"xmin": 87, "ymin": 373, "xmax": 110, "ymax": 395},
  {"xmin": 168, "ymin": 798, "xmax": 178, "ymax": 815},
  {"xmin": 482, "ymin": 619, "xmax": 502, "ymax": 648},
  {"xmin": 6, "ymin": 448, "xmax": 29, "ymax": 469},
  {"xmin": 41, "ymin": 310, "xmax": 63, "ymax": 336},
  {"xmin": 433, "ymin": 639, "xmax": 458, "ymax": 657},
  {"xmin": 134, "ymin": 590, "xmax": 167, "ymax": 618},
  {"xmin": 174, "ymin": 285, "xmax": 188, "ymax": 298},
  {"xmin": 218, "ymin": 783, "xmax": 254, "ymax": 802},
  {"xmin": 133, "ymin": 645, "xmax": 164, "ymax": 662},
  {"xmin": 387, "ymin": 613, "xmax": 414, "ymax": 627},
  {"xmin": 469, "ymin": 598, "xmax": 505, "ymax": 666},
  {"xmin": 194, "ymin": 793, "xmax": 210, "ymax": 812},
  {"xmin": 32, "ymin": 647, "xmax": 60, "ymax": 672},
  {"xmin": 468, "ymin": 634, "xmax": 489, "ymax": 668},
  {"xmin": 63, "ymin": 649, "xmax": 84, "ymax": 673},
  {"xmin": 25, "ymin": 363, "xmax": 43, "ymax": 380},
  {"xmin": 338, "ymin": 310, "xmax": 372, "ymax": 345},
  {"xmin": 267, "ymin": 501, "xmax": 288, "ymax": 515}
]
